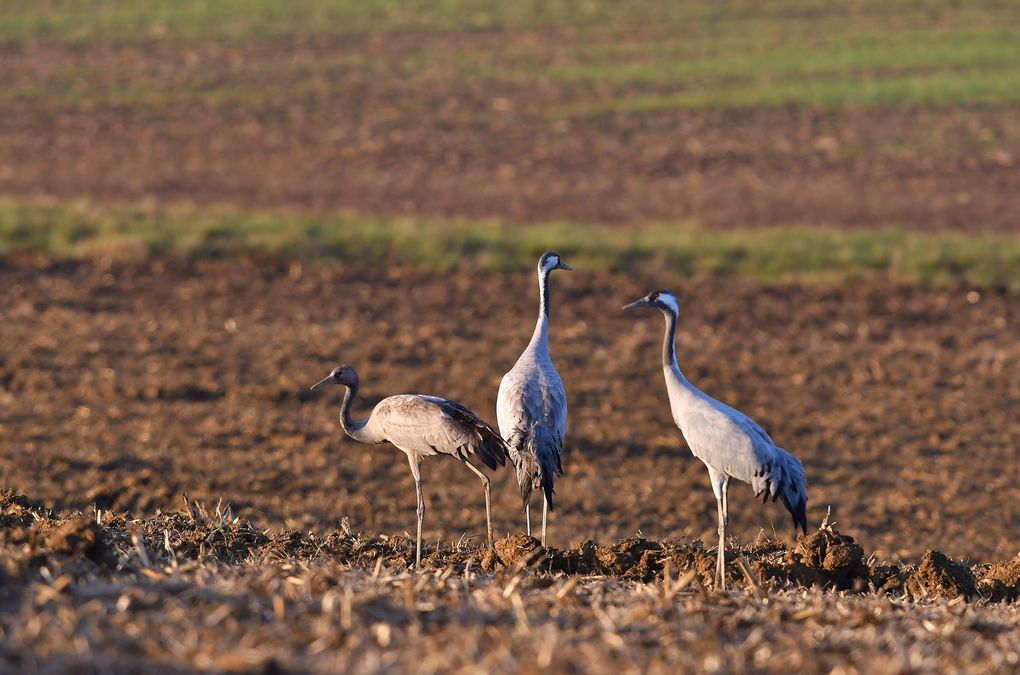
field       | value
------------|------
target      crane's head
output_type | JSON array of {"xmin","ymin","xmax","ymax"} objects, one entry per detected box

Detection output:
[
  {"xmin": 538, "ymin": 251, "xmax": 572, "ymax": 274},
  {"xmin": 623, "ymin": 289, "xmax": 679, "ymax": 315},
  {"xmin": 310, "ymin": 364, "xmax": 359, "ymax": 390}
]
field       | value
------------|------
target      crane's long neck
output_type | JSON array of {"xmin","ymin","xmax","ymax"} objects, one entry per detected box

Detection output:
[
  {"xmin": 661, "ymin": 308, "xmax": 695, "ymax": 395},
  {"xmin": 528, "ymin": 268, "xmax": 552, "ymax": 349},
  {"xmin": 338, "ymin": 383, "xmax": 372, "ymax": 443}
]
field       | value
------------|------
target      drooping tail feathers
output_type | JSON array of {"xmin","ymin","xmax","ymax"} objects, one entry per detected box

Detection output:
[
  {"xmin": 780, "ymin": 487, "xmax": 808, "ymax": 535},
  {"xmin": 755, "ymin": 447, "xmax": 808, "ymax": 534},
  {"xmin": 506, "ymin": 425, "xmax": 562, "ymax": 511},
  {"xmin": 432, "ymin": 398, "xmax": 509, "ymax": 471}
]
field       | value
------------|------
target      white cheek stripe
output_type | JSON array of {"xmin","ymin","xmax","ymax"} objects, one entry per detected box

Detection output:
[{"xmin": 658, "ymin": 294, "xmax": 679, "ymax": 314}]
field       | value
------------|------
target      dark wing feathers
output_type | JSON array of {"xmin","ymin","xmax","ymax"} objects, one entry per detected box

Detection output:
[
  {"xmin": 781, "ymin": 489, "xmax": 809, "ymax": 534},
  {"xmin": 427, "ymin": 397, "xmax": 509, "ymax": 470},
  {"xmin": 751, "ymin": 448, "xmax": 808, "ymax": 534},
  {"xmin": 373, "ymin": 395, "xmax": 509, "ymax": 471}
]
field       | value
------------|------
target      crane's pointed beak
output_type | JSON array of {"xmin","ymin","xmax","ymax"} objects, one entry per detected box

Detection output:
[
  {"xmin": 310, "ymin": 375, "xmax": 333, "ymax": 391},
  {"xmin": 623, "ymin": 298, "xmax": 650, "ymax": 310}
]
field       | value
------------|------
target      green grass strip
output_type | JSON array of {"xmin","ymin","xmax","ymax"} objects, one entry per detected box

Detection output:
[{"xmin": 1, "ymin": 200, "xmax": 1018, "ymax": 288}]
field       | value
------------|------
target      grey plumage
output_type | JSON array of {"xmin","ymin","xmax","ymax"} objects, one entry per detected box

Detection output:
[
  {"xmin": 368, "ymin": 394, "xmax": 508, "ymax": 471},
  {"xmin": 312, "ymin": 364, "xmax": 509, "ymax": 566},
  {"xmin": 624, "ymin": 289, "xmax": 808, "ymax": 590},
  {"xmin": 497, "ymin": 251, "xmax": 570, "ymax": 545}
]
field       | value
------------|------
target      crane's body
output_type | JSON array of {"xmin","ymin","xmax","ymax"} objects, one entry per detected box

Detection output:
[
  {"xmin": 497, "ymin": 252, "xmax": 570, "ymax": 545},
  {"xmin": 312, "ymin": 365, "xmax": 508, "ymax": 566},
  {"xmin": 350, "ymin": 394, "xmax": 508, "ymax": 470},
  {"xmin": 625, "ymin": 290, "xmax": 807, "ymax": 590}
]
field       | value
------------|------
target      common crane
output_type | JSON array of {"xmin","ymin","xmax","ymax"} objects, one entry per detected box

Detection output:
[
  {"xmin": 624, "ymin": 289, "xmax": 808, "ymax": 590},
  {"xmin": 311, "ymin": 364, "xmax": 509, "ymax": 567},
  {"xmin": 497, "ymin": 251, "xmax": 570, "ymax": 546}
]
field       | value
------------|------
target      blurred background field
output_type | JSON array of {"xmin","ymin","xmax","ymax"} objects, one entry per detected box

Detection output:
[
  {"xmin": 2, "ymin": 0, "xmax": 1020, "ymax": 274},
  {"xmin": 6, "ymin": 1, "xmax": 1020, "ymax": 108}
]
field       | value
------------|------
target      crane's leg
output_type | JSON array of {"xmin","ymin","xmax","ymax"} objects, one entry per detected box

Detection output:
[
  {"xmin": 414, "ymin": 477, "xmax": 425, "ymax": 567},
  {"xmin": 408, "ymin": 455, "xmax": 424, "ymax": 568},
  {"xmin": 721, "ymin": 476, "xmax": 730, "ymax": 588},
  {"xmin": 463, "ymin": 462, "xmax": 493, "ymax": 548},
  {"xmin": 708, "ymin": 468, "xmax": 730, "ymax": 591},
  {"xmin": 541, "ymin": 494, "xmax": 549, "ymax": 547},
  {"xmin": 525, "ymin": 503, "xmax": 532, "ymax": 538}
]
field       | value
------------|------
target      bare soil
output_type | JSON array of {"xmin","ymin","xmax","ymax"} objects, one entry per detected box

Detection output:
[{"xmin": 1, "ymin": 258, "xmax": 1017, "ymax": 566}]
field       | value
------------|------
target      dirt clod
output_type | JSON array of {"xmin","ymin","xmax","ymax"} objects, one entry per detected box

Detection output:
[
  {"xmin": 480, "ymin": 546, "xmax": 500, "ymax": 573},
  {"xmin": 906, "ymin": 550, "xmax": 978, "ymax": 599},
  {"xmin": 979, "ymin": 556, "xmax": 1020, "ymax": 602},
  {"xmin": 783, "ymin": 527, "xmax": 868, "ymax": 590},
  {"xmin": 494, "ymin": 534, "xmax": 544, "ymax": 569}
]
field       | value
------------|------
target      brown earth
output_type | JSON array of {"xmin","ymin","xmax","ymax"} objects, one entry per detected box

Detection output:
[
  {"xmin": 2, "ymin": 37, "xmax": 1020, "ymax": 231},
  {"xmin": 1, "ymin": 257, "xmax": 1017, "ymax": 567}
]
